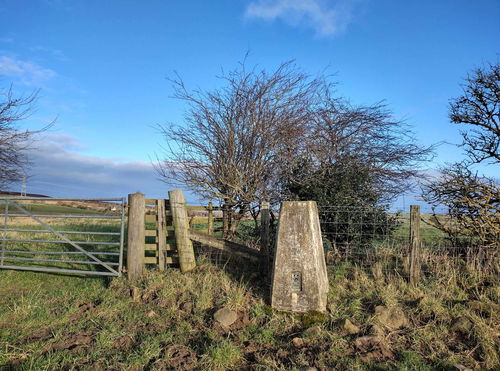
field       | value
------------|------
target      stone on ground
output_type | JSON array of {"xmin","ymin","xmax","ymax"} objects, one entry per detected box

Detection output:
[
  {"xmin": 374, "ymin": 305, "xmax": 408, "ymax": 330},
  {"xmin": 342, "ymin": 318, "xmax": 360, "ymax": 335},
  {"xmin": 213, "ymin": 307, "xmax": 238, "ymax": 328},
  {"xmin": 292, "ymin": 337, "xmax": 306, "ymax": 348}
]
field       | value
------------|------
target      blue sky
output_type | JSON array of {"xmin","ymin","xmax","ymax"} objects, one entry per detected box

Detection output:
[{"xmin": 0, "ymin": 0, "xmax": 499, "ymax": 206}]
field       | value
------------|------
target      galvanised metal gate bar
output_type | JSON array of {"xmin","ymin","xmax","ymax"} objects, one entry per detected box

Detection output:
[{"xmin": 0, "ymin": 197, "xmax": 125, "ymax": 277}]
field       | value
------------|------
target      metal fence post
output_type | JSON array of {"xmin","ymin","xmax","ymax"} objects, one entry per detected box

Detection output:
[
  {"xmin": 1, "ymin": 201, "xmax": 9, "ymax": 266},
  {"xmin": 127, "ymin": 192, "xmax": 145, "ymax": 280},
  {"xmin": 409, "ymin": 205, "xmax": 421, "ymax": 286},
  {"xmin": 169, "ymin": 190, "xmax": 196, "ymax": 272}
]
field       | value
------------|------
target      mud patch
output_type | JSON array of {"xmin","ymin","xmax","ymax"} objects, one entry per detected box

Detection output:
[
  {"xmin": 112, "ymin": 335, "xmax": 134, "ymax": 350},
  {"xmin": 154, "ymin": 345, "xmax": 197, "ymax": 370},
  {"xmin": 354, "ymin": 335, "xmax": 394, "ymax": 361},
  {"xmin": 43, "ymin": 329, "xmax": 95, "ymax": 353},
  {"xmin": 69, "ymin": 302, "xmax": 97, "ymax": 321},
  {"xmin": 230, "ymin": 311, "xmax": 250, "ymax": 330},
  {"xmin": 19, "ymin": 328, "xmax": 53, "ymax": 343}
]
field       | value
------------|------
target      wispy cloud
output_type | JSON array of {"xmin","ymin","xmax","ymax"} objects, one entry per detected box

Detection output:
[
  {"xmin": 0, "ymin": 55, "xmax": 56, "ymax": 85},
  {"xmin": 245, "ymin": 0, "xmax": 361, "ymax": 37},
  {"xmin": 23, "ymin": 135, "xmax": 162, "ymax": 197},
  {"xmin": 30, "ymin": 46, "xmax": 70, "ymax": 62},
  {"xmin": 41, "ymin": 134, "xmax": 87, "ymax": 151}
]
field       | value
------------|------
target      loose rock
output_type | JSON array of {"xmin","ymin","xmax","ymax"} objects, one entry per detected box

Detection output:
[
  {"xmin": 292, "ymin": 337, "xmax": 306, "ymax": 348},
  {"xmin": 374, "ymin": 305, "xmax": 408, "ymax": 330},
  {"xmin": 303, "ymin": 325, "xmax": 323, "ymax": 338},
  {"xmin": 214, "ymin": 307, "xmax": 238, "ymax": 328},
  {"xmin": 342, "ymin": 319, "xmax": 360, "ymax": 335}
]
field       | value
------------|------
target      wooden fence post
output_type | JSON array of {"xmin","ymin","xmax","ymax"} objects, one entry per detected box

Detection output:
[
  {"xmin": 222, "ymin": 203, "xmax": 230, "ymax": 239},
  {"xmin": 260, "ymin": 201, "xmax": 270, "ymax": 274},
  {"xmin": 409, "ymin": 205, "xmax": 421, "ymax": 286},
  {"xmin": 169, "ymin": 190, "xmax": 196, "ymax": 272},
  {"xmin": 207, "ymin": 201, "xmax": 214, "ymax": 235},
  {"xmin": 156, "ymin": 199, "xmax": 167, "ymax": 271},
  {"xmin": 127, "ymin": 192, "xmax": 145, "ymax": 280}
]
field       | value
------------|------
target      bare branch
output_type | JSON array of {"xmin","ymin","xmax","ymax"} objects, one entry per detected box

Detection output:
[
  {"xmin": 289, "ymin": 94, "xmax": 435, "ymax": 202},
  {"xmin": 422, "ymin": 163, "xmax": 500, "ymax": 247},
  {"xmin": 450, "ymin": 61, "xmax": 500, "ymax": 164},
  {"xmin": 0, "ymin": 85, "xmax": 53, "ymax": 188}
]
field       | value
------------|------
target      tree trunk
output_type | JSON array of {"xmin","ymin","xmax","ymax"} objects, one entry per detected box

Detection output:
[{"xmin": 229, "ymin": 210, "xmax": 245, "ymax": 236}]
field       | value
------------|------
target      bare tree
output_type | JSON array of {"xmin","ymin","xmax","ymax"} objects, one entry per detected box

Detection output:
[
  {"xmin": 423, "ymin": 61, "xmax": 500, "ymax": 249},
  {"xmin": 157, "ymin": 61, "xmax": 322, "ymax": 237},
  {"xmin": 450, "ymin": 61, "xmax": 500, "ymax": 164},
  {"xmin": 288, "ymin": 92, "xmax": 435, "ymax": 202},
  {"xmin": 0, "ymin": 86, "xmax": 48, "ymax": 188},
  {"xmin": 422, "ymin": 163, "xmax": 500, "ymax": 248}
]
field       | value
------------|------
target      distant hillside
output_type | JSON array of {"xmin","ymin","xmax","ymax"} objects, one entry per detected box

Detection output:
[
  {"xmin": 0, "ymin": 191, "xmax": 50, "ymax": 198},
  {"xmin": 0, "ymin": 192, "xmax": 121, "ymax": 214}
]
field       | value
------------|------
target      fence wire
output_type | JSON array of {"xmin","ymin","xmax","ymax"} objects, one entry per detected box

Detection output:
[
  {"xmin": 186, "ymin": 202, "xmax": 499, "ymax": 278},
  {"xmin": 317, "ymin": 205, "xmax": 499, "ymax": 278}
]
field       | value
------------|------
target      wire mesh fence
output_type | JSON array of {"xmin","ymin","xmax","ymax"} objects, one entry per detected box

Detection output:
[
  {"xmin": 318, "ymin": 205, "xmax": 499, "ymax": 279},
  {"xmin": 184, "ymin": 200, "xmax": 499, "ymax": 280}
]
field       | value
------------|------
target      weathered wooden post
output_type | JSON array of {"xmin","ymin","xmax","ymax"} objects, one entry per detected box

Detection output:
[
  {"xmin": 127, "ymin": 192, "xmax": 145, "ymax": 280},
  {"xmin": 156, "ymin": 199, "xmax": 167, "ymax": 271},
  {"xmin": 260, "ymin": 201, "xmax": 270, "ymax": 275},
  {"xmin": 271, "ymin": 201, "xmax": 329, "ymax": 312},
  {"xmin": 409, "ymin": 205, "xmax": 421, "ymax": 286},
  {"xmin": 207, "ymin": 201, "xmax": 214, "ymax": 235},
  {"xmin": 222, "ymin": 203, "xmax": 230, "ymax": 239},
  {"xmin": 169, "ymin": 190, "xmax": 196, "ymax": 272}
]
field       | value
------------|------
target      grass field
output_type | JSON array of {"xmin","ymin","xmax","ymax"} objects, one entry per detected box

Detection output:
[
  {"xmin": 14, "ymin": 204, "xmax": 104, "ymax": 215},
  {"xmin": 0, "ymin": 198, "xmax": 119, "ymax": 215},
  {"xmin": 1, "ymin": 258, "xmax": 498, "ymax": 370},
  {"xmin": 1, "ymin": 208, "xmax": 498, "ymax": 370}
]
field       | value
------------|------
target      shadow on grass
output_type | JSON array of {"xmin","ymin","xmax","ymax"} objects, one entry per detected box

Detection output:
[{"xmin": 192, "ymin": 241, "xmax": 270, "ymax": 302}]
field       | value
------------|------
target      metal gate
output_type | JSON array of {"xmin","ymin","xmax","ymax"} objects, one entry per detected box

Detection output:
[{"xmin": 0, "ymin": 197, "xmax": 125, "ymax": 277}]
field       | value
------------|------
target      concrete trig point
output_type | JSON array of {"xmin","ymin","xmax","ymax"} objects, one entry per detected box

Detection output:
[{"xmin": 270, "ymin": 201, "xmax": 329, "ymax": 312}]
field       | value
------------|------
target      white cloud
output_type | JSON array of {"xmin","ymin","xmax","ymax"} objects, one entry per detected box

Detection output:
[
  {"xmin": 24, "ymin": 135, "xmax": 162, "ymax": 197},
  {"xmin": 6, "ymin": 135, "xmax": 202, "ymax": 202},
  {"xmin": 245, "ymin": 0, "xmax": 360, "ymax": 37},
  {"xmin": 0, "ymin": 55, "xmax": 56, "ymax": 85},
  {"xmin": 40, "ymin": 134, "xmax": 87, "ymax": 151}
]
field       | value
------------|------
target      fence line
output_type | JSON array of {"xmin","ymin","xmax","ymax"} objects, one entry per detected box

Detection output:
[{"xmin": 317, "ymin": 204, "xmax": 499, "ymax": 283}]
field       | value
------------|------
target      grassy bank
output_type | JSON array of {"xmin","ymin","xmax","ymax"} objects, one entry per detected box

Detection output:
[{"xmin": 1, "ymin": 258, "xmax": 498, "ymax": 370}]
